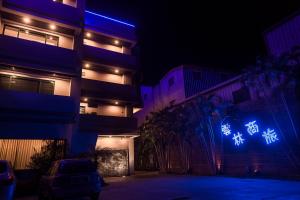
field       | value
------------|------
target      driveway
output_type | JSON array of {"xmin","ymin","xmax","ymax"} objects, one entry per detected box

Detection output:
[{"xmin": 17, "ymin": 173, "xmax": 300, "ymax": 200}]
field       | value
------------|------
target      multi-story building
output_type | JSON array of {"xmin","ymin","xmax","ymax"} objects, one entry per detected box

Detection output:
[
  {"xmin": 135, "ymin": 65, "xmax": 232, "ymax": 125},
  {"xmin": 264, "ymin": 11, "xmax": 300, "ymax": 57},
  {"xmin": 0, "ymin": 0, "xmax": 140, "ymax": 176}
]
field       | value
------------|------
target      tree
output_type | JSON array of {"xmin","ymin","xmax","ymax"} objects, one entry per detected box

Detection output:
[{"xmin": 27, "ymin": 140, "xmax": 65, "ymax": 176}]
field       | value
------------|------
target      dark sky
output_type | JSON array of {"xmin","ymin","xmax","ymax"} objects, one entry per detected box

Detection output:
[{"xmin": 86, "ymin": 0, "xmax": 300, "ymax": 85}]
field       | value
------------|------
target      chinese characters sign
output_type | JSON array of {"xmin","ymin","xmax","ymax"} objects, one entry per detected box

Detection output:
[{"xmin": 221, "ymin": 119, "xmax": 279, "ymax": 146}]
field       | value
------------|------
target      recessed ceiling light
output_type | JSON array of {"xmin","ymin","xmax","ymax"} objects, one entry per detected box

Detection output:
[
  {"xmin": 49, "ymin": 36, "xmax": 53, "ymax": 40},
  {"xmin": 114, "ymin": 40, "xmax": 120, "ymax": 45},
  {"xmin": 115, "ymin": 101, "xmax": 119, "ymax": 105},
  {"xmin": 114, "ymin": 69, "xmax": 119, "ymax": 73},
  {"xmin": 49, "ymin": 24, "xmax": 56, "ymax": 30},
  {"xmin": 25, "ymin": 30, "xmax": 29, "ymax": 34},
  {"xmin": 23, "ymin": 17, "xmax": 31, "ymax": 24},
  {"xmin": 83, "ymin": 98, "xmax": 88, "ymax": 102},
  {"xmin": 86, "ymin": 32, "xmax": 91, "ymax": 38},
  {"xmin": 85, "ymin": 63, "xmax": 90, "ymax": 68}
]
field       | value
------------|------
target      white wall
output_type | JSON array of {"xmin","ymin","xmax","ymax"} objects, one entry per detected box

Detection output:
[{"xmin": 82, "ymin": 69, "xmax": 126, "ymax": 84}]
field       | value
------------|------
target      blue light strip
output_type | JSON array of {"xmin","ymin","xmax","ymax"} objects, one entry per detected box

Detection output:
[{"xmin": 85, "ymin": 10, "xmax": 135, "ymax": 28}]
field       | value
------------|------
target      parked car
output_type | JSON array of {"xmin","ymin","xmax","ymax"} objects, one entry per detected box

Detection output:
[
  {"xmin": 39, "ymin": 159, "xmax": 102, "ymax": 200},
  {"xmin": 0, "ymin": 160, "xmax": 16, "ymax": 200}
]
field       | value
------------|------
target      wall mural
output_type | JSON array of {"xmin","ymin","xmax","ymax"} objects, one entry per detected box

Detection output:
[
  {"xmin": 96, "ymin": 148, "xmax": 128, "ymax": 177},
  {"xmin": 221, "ymin": 119, "xmax": 279, "ymax": 146}
]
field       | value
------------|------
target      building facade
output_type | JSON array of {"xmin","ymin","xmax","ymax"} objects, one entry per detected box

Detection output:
[
  {"xmin": 264, "ymin": 11, "xmax": 300, "ymax": 57},
  {"xmin": 0, "ymin": 0, "xmax": 140, "ymax": 176},
  {"xmin": 135, "ymin": 65, "xmax": 232, "ymax": 125}
]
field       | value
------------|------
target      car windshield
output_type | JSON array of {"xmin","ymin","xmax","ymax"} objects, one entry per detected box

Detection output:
[
  {"xmin": 58, "ymin": 161, "xmax": 96, "ymax": 174},
  {"xmin": 0, "ymin": 162, "xmax": 7, "ymax": 173}
]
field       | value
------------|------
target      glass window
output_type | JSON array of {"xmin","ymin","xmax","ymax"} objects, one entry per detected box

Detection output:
[
  {"xmin": 3, "ymin": 25, "xmax": 59, "ymax": 47},
  {"xmin": 46, "ymin": 35, "xmax": 59, "ymax": 46},
  {"xmin": 39, "ymin": 81, "xmax": 55, "ymax": 95},
  {"xmin": 80, "ymin": 106, "xmax": 86, "ymax": 114},
  {"xmin": 19, "ymin": 29, "xmax": 45, "ymax": 44},
  {"xmin": 11, "ymin": 77, "xmax": 39, "ymax": 93},
  {"xmin": 0, "ymin": 74, "xmax": 55, "ymax": 95}
]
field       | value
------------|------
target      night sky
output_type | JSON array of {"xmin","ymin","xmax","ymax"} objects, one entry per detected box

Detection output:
[{"xmin": 87, "ymin": 0, "xmax": 300, "ymax": 85}]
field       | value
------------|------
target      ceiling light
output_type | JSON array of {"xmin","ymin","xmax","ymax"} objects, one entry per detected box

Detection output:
[
  {"xmin": 115, "ymin": 101, "xmax": 119, "ymax": 105},
  {"xmin": 25, "ymin": 30, "xmax": 29, "ymax": 34},
  {"xmin": 86, "ymin": 32, "xmax": 91, "ymax": 38},
  {"xmin": 114, "ymin": 40, "xmax": 120, "ymax": 45},
  {"xmin": 83, "ymin": 98, "xmax": 88, "ymax": 102},
  {"xmin": 49, "ymin": 36, "xmax": 53, "ymax": 40},
  {"xmin": 85, "ymin": 63, "xmax": 90, "ymax": 68},
  {"xmin": 114, "ymin": 69, "xmax": 119, "ymax": 74},
  {"xmin": 49, "ymin": 24, "xmax": 56, "ymax": 30},
  {"xmin": 23, "ymin": 17, "xmax": 31, "ymax": 24}
]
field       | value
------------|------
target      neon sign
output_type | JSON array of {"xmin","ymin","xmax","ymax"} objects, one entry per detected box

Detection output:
[
  {"xmin": 221, "ymin": 123, "xmax": 231, "ymax": 136},
  {"xmin": 232, "ymin": 132, "xmax": 244, "ymax": 146},
  {"xmin": 245, "ymin": 121, "xmax": 259, "ymax": 135},
  {"xmin": 221, "ymin": 119, "xmax": 279, "ymax": 146},
  {"xmin": 262, "ymin": 128, "xmax": 279, "ymax": 144}
]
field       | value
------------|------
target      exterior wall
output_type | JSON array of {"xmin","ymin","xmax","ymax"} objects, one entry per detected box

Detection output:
[
  {"xmin": 0, "ymin": 0, "xmax": 139, "ymax": 176},
  {"xmin": 135, "ymin": 66, "xmax": 231, "ymax": 125},
  {"xmin": 264, "ymin": 14, "xmax": 300, "ymax": 56}
]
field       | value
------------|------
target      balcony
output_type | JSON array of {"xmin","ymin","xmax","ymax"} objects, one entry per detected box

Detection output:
[
  {"xmin": 0, "ymin": 35, "xmax": 80, "ymax": 75},
  {"xmin": 83, "ymin": 45, "xmax": 137, "ymax": 71},
  {"xmin": 0, "ymin": 89, "xmax": 77, "ymax": 123},
  {"xmin": 79, "ymin": 114, "xmax": 137, "ymax": 133},
  {"xmin": 81, "ymin": 78, "xmax": 140, "ymax": 103},
  {"xmin": 2, "ymin": 0, "xmax": 83, "ymax": 27}
]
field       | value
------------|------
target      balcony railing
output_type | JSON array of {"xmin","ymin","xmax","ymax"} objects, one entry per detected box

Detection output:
[
  {"xmin": 83, "ymin": 45, "xmax": 137, "ymax": 71},
  {"xmin": 79, "ymin": 114, "xmax": 137, "ymax": 133},
  {"xmin": 0, "ymin": 35, "xmax": 80, "ymax": 75},
  {"xmin": 0, "ymin": 89, "xmax": 77, "ymax": 123},
  {"xmin": 81, "ymin": 78, "xmax": 140, "ymax": 103},
  {"xmin": 2, "ymin": 0, "xmax": 83, "ymax": 27}
]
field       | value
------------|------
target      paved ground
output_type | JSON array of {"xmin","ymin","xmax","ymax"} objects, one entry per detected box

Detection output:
[{"xmin": 17, "ymin": 174, "xmax": 300, "ymax": 200}]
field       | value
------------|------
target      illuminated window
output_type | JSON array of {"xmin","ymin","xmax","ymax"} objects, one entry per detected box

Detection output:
[{"xmin": 3, "ymin": 25, "xmax": 59, "ymax": 47}]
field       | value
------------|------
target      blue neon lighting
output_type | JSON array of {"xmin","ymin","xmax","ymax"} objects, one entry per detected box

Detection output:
[{"xmin": 85, "ymin": 10, "xmax": 135, "ymax": 28}]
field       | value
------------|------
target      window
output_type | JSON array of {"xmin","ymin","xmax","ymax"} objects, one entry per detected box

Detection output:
[
  {"xmin": 0, "ymin": 74, "xmax": 55, "ymax": 95},
  {"xmin": 168, "ymin": 77, "xmax": 174, "ymax": 88},
  {"xmin": 232, "ymin": 87, "xmax": 251, "ymax": 104},
  {"xmin": 80, "ymin": 106, "xmax": 86, "ymax": 114},
  {"xmin": 3, "ymin": 25, "xmax": 59, "ymax": 47}
]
